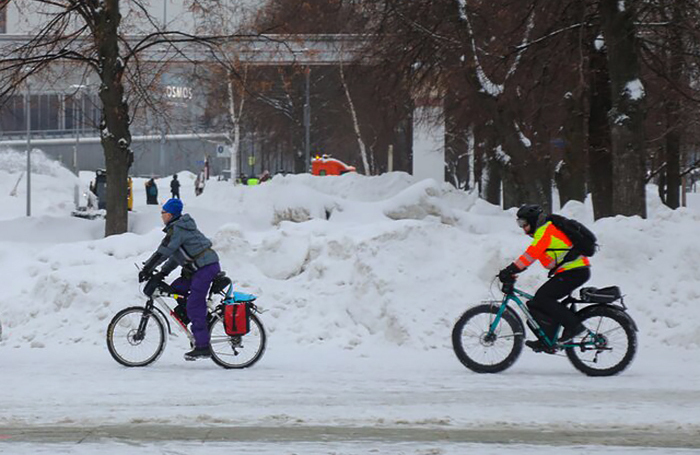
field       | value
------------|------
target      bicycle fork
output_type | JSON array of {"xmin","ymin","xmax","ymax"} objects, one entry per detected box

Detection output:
[{"xmin": 134, "ymin": 301, "xmax": 154, "ymax": 342}]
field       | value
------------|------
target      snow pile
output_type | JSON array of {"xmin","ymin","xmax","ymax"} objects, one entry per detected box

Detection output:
[
  {"xmin": 0, "ymin": 165, "xmax": 699, "ymax": 352},
  {"xmin": 0, "ymin": 149, "xmax": 79, "ymax": 221},
  {"xmin": 0, "ymin": 148, "xmax": 74, "ymax": 177}
]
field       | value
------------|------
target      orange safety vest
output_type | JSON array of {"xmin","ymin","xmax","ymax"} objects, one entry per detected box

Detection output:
[{"xmin": 514, "ymin": 221, "xmax": 590, "ymax": 274}]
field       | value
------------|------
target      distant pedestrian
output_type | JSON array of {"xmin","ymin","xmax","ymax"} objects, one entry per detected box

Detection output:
[
  {"xmin": 170, "ymin": 174, "xmax": 180, "ymax": 199},
  {"xmin": 145, "ymin": 178, "xmax": 159, "ymax": 205}
]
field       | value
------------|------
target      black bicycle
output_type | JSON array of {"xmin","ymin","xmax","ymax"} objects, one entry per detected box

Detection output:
[
  {"xmin": 107, "ymin": 272, "xmax": 266, "ymax": 369},
  {"xmin": 451, "ymin": 279, "xmax": 638, "ymax": 376}
]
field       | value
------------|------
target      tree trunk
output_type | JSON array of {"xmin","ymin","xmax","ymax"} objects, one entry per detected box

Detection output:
[
  {"xmin": 490, "ymin": 97, "xmax": 548, "ymax": 210},
  {"xmin": 556, "ymin": 90, "xmax": 587, "ymax": 207},
  {"xmin": 601, "ymin": 0, "xmax": 647, "ymax": 218},
  {"xmin": 393, "ymin": 112, "xmax": 413, "ymax": 173},
  {"xmin": 664, "ymin": 1, "xmax": 684, "ymax": 209},
  {"xmin": 339, "ymin": 62, "xmax": 371, "ymax": 175},
  {"xmin": 658, "ymin": 160, "xmax": 667, "ymax": 203},
  {"xmin": 97, "ymin": 0, "xmax": 133, "ymax": 237},
  {"xmin": 474, "ymin": 123, "xmax": 500, "ymax": 205},
  {"xmin": 444, "ymin": 87, "xmax": 470, "ymax": 190},
  {"xmin": 665, "ymin": 108, "xmax": 681, "ymax": 209},
  {"xmin": 556, "ymin": 0, "xmax": 588, "ymax": 208},
  {"xmin": 483, "ymin": 156, "xmax": 502, "ymax": 206},
  {"xmin": 588, "ymin": 38, "xmax": 614, "ymax": 220},
  {"xmin": 227, "ymin": 69, "xmax": 246, "ymax": 185}
]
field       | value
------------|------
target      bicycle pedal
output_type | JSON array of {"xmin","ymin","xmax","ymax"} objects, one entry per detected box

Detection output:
[{"xmin": 525, "ymin": 339, "xmax": 556, "ymax": 354}]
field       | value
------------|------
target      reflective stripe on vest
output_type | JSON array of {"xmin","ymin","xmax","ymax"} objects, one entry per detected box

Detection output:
[{"xmin": 514, "ymin": 222, "xmax": 590, "ymax": 273}]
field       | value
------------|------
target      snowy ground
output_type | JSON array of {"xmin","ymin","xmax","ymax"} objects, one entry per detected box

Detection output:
[{"xmin": 1, "ymin": 149, "xmax": 699, "ymax": 453}]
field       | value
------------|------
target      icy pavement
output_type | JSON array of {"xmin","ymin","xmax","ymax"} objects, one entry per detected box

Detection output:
[
  {"xmin": 2, "ymin": 424, "xmax": 699, "ymax": 448},
  {"xmin": 1, "ymin": 342, "xmax": 699, "ymax": 452},
  {"xmin": 4, "ymin": 441, "xmax": 699, "ymax": 455}
]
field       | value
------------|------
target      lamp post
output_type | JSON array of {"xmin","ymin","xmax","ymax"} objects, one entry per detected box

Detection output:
[
  {"xmin": 70, "ymin": 84, "xmax": 89, "ymax": 175},
  {"xmin": 25, "ymin": 80, "xmax": 31, "ymax": 217},
  {"xmin": 304, "ymin": 66, "xmax": 311, "ymax": 173}
]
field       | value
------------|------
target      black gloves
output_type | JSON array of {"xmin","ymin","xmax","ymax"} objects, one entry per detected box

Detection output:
[
  {"xmin": 498, "ymin": 263, "xmax": 521, "ymax": 283},
  {"xmin": 138, "ymin": 269, "xmax": 152, "ymax": 283},
  {"xmin": 151, "ymin": 271, "xmax": 165, "ymax": 283},
  {"xmin": 142, "ymin": 272, "xmax": 166, "ymax": 297},
  {"xmin": 138, "ymin": 269, "xmax": 165, "ymax": 283},
  {"xmin": 139, "ymin": 253, "xmax": 164, "ymax": 282}
]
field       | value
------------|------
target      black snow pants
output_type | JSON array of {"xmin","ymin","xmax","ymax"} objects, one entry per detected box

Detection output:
[{"xmin": 527, "ymin": 267, "xmax": 590, "ymax": 335}]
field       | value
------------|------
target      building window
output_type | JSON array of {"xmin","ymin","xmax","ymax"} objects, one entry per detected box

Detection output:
[
  {"xmin": 64, "ymin": 95, "xmax": 77, "ymax": 131},
  {"xmin": 0, "ymin": 95, "xmax": 25, "ymax": 133},
  {"xmin": 0, "ymin": 1, "xmax": 7, "ymax": 34},
  {"xmin": 0, "ymin": 92, "xmax": 95, "ymax": 136},
  {"xmin": 41, "ymin": 94, "xmax": 60, "ymax": 131},
  {"xmin": 25, "ymin": 94, "xmax": 59, "ymax": 132}
]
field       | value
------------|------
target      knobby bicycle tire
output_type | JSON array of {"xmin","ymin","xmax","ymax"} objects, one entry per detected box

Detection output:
[
  {"xmin": 566, "ymin": 305, "xmax": 637, "ymax": 376},
  {"xmin": 452, "ymin": 304, "xmax": 525, "ymax": 374}
]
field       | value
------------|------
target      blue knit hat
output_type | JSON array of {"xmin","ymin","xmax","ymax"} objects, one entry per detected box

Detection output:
[{"xmin": 162, "ymin": 198, "xmax": 183, "ymax": 217}]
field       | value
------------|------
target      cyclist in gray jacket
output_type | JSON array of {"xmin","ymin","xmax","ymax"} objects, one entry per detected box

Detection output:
[{"xmin": 139, "ymin": 198, "xmax": 221, "ymax": 360}]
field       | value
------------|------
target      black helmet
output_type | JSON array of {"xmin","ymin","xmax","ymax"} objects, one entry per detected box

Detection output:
[{"xmin": 516, "ymin": 204, "xmax": 544, "ymax": 229}]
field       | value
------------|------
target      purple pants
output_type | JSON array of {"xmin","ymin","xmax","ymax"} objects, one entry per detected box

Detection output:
[{"xmin": 170, "ymin": 262, "xmax": 221, "ymax": 348}]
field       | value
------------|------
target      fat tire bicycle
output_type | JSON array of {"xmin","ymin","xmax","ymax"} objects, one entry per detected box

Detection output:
[
  {"xmin": 451, "ymin": 279, "xmax": 638, "ymax": 376},
  {"xmin": 106, "ymin": 272, "xmax": 266, "ymax": 369}
]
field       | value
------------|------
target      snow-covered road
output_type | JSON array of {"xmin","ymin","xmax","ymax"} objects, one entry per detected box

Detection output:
[{"xmin": 2, "ymin": 342, "xmax": 698, "ymax": 451}]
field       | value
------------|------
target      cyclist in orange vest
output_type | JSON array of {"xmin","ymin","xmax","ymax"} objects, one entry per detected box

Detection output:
[{"xmin": 498, "ymin": 204, "xmax": 590, "ymax": 351}]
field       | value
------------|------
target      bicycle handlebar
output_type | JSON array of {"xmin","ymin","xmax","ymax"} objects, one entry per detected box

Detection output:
[
  {"xmin": 143, "ymin": 277, "xmax": 175, "ymax": 297},
  {"xmin": 496, "ymin": 273, "xmax": 517, "ymax": 295},
  {"xmin": 501, "ymin": 281, "xmax": 515, "ymax": 294}
]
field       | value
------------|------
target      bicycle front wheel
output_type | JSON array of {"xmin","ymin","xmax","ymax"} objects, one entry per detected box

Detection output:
[
  {"xmin": 566, "ymin": 306, "xmax": 637, "ymax": 377},
  {"xmin": 106, "ymin": 306, "xmax": 166, "ymax": 367},
  {"xmin": 452, "ymin": 304, "xmax": 524, "ymax": 374},
  {"xmin": 209, "ymin": 313, "xmax": 266, "ymax": 369}
]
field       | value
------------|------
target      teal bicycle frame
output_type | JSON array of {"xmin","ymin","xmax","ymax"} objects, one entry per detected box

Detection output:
[{"xmin": 490, "ymin": 284, "xmax": 577, "ymax": 348}]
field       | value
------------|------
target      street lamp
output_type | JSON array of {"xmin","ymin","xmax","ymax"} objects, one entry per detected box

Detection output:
[
  {"xmin": 304, "ymin": 66, "xmax": 311, "ymax": 173},
  {"xmin": 70, "ymin": 83, "xmax": 89, "ymax": 175},
  {"xmin": 25, "ymin": 78, "xmax": 31, "ymax": 217}
]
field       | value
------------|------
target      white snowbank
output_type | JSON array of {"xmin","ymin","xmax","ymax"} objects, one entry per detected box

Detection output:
[
  {"xmin": 0, "ymin": 149, "xmax": 79, "ymax": 220},
  {"xmin": 1, "ymin": 155, "xmax": 699, "ymax": 354}
]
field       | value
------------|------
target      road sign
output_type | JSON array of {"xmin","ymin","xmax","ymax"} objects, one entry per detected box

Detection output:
[{"xmin": 216, "ymin": 144, "xmax": 226, "ymax": 156}]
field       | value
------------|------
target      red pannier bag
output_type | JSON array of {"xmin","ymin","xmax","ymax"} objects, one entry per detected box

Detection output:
[{"xmin": 224, "ymin": 303, "xmax": 251, "ymax": 336}]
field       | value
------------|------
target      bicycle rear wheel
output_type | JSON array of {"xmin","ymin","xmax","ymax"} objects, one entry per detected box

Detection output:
[
  {"xmin": 566, "ymin": 306, "xmax": 637, "ymax": 376},
  {"xmin": 452, "ymin": 304, "xmax": 524, "ymax": 373},
  {"xmin": 209, "ymin": 313, "xmax": 266, "ymax": 369},
  {"xmin": 106, "ymin": 306, "xmax": 166, "ymax": 367}
]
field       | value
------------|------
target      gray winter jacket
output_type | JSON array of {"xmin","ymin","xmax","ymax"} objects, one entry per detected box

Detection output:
[{"xmin": 146, "ymin": 214, "xmax": 219, "ymax": 276}]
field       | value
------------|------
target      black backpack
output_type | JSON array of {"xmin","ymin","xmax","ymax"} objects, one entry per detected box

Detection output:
[{"xmin": 547, "ymin": 214, "xmax": 598, "ymax": 258}]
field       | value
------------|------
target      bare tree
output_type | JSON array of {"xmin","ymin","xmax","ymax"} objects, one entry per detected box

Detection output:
[
  {"xmin": 339, "ymin": 59, "xmax": 370, "ymax": 175},
  {"xmin": 227, "ymin": 67, "xmax": 248, "ymax": 183},
  {"xmin": 588, "ymin": 32, "xmax": 615, "ymax": 219},
  {"xmin": 636, "ymin": 0, "xmax": 700, "ymax": 209},
  {"xmin": 0, "ymin": 1, "xmax": 137, "ymax": 235},
  {"xmin": 0, "ymin": 1, "xmax": 255, "ymax": 236},
  {"xmin": 601, "ymin": 0, "xmax": 647, "ymax": 218}
]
